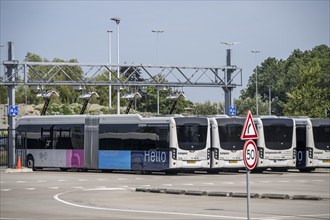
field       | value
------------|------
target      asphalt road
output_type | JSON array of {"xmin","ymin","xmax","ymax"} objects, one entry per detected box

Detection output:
[{"xmin": 1, "ymin": 169, "xmax": 329, "ymax": 220}]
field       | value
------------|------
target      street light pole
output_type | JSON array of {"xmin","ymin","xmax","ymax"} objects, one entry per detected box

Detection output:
[
  {"xmin": 152, "ymin": 29, "xmax": 164, "ymax": 115},
  {"xmin": 111, "ymin": 17, "xmax": 121, "ymax": 115},
  {"xmin": 107, "ymin": 30, "xmax": 113, "ymax": 109},
  {"xmin": 251, "ymin": 50, "xmax": 261, "ymax": 115},
  {"xmin": 0, "ymin": 44, "xmax": 4, "ymax": 76},
  {"xmin": 268, "ymin": 85, "xmax": 271, "ymax": 115}
]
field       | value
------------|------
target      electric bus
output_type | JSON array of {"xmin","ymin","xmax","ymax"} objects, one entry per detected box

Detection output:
[
  {"xmin": 295, "ymin": 118, "xmax": 330, "ymax": 172},
  {"xmin": 254, "ymin": 116, "xmax": 296, "ymax": 171},
  {"xmin": 210, "ymin": 116, "xmax": 246, "ymax": 171},
  {"xmin": 16, "ymin": 114, "xmax": 211, "ymax": 173}
]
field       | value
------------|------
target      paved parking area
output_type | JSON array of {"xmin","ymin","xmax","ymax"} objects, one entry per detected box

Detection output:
[{"xmin": 1, "ymin": 169, "xmax": 329, "ymax": 219}]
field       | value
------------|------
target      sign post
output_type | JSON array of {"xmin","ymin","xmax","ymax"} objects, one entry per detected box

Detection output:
[{"xmin": 241, "ymin": 111, "xmax": 258, "ymax": 220}]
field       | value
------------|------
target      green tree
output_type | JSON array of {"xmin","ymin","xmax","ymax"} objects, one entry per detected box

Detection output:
[
  {"xmin": 192, "ymin": 101, "xmax": 223, "ymax": 115},
  {"xmin": 235, "ymin": 96, "xmax": 269, "ymax": 116},
  {"xmin": 0, "ymin": 77, "xmax": 6, "ymax": 104},
  {"xmin": 240, "ymin": 44, "xmax": 330, "ymax": 117},
  {"xmin": 283, "ymin": 60, "xmax": 330, "ymax": 117}
]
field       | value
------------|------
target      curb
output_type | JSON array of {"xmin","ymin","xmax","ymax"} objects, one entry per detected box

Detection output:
[
  {"xmin": 261, "ymin": 194, "xmax": 290, "ymax": 200},
  {"xmin": 232, "ymin": 192, "xmax": 259, "ymax": 198},
  {"xmin": 291, "ymin": 195, "xmax": 323, "ymax": 200},
  {"xmin": 207, "ymin": 191, "xmax": 232, "ymax": 197},
  {"xmin": 149, "ymin": 188, "xmax": 166, "ymax": 193},
  {"xmin": 185, "ymin": 190, "xmax": 207, "ymax": 196},
  {"xmin": 5, "ymin": 168, "xmax": 33, "ymax": 173},
  {"xmin": 135, "ymin": 188, "xmax": 323, "ymax": 201},
  {"xmin": 165, "ymin": 189, "xmax": 186, "ymax": 195}
]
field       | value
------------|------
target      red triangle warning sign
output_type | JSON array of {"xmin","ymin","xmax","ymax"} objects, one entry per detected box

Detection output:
[{"xmin": 240, "ymin": 110, "xmax": 259, "ymax": 140}]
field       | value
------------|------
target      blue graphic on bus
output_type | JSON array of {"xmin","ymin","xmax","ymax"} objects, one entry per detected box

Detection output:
[
  {"xmin": 99, "ymin": 150, "xmax": 131, "ymax": 169},
  {"xmin": 131, "ymin": 150, "xmax": 169, "ymax": 171}
]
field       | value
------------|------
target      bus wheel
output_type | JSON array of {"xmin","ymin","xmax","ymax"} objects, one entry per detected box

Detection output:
[
  {"xmin": 299, "ymin": 168, "xmax": 314, "ymax": 173},
  {"xmin": 27, "ymin": 155, "xmax": 35, "ymax": 171}
]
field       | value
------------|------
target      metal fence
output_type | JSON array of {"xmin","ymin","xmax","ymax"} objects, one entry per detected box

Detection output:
[
  {"xmin": 0, "ymin": 128, "xmax": 26, "ymax": 168},
  {"xmin": 0, "ymin": 129, "xmax": 9, "ymax": 167}
]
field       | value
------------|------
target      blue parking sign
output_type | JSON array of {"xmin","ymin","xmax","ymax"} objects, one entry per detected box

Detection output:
[
  {"xmin": 9, "ymin": 105, "xmax": 19, "ymax": 117},
  {"xmin": 229, "ymin": 106, "xmax": 236, "ymax": 116}
]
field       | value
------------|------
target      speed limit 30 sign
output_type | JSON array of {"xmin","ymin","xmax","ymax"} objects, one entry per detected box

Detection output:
[{"xmin": 243, "ymin": 140, "xmax": 258, "ymax": 170}]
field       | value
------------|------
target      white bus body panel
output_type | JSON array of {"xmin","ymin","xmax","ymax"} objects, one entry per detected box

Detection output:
[{"xmin": 27, "ymin": 149, "xmax": 67, "ymax": 168}]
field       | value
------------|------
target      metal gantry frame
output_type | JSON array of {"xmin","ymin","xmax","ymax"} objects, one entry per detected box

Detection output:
[{"xmin": 1, "ymin": 61, "xmax": 242, "ymax": 88}]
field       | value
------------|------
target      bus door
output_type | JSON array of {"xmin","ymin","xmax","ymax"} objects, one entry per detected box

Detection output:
[{"xmin": 296, "ymin": 125, "xmax": 307, "ymax": 169}]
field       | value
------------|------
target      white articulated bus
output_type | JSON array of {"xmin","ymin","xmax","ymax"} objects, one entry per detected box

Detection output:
[
  {"xmin": 16, "ymin": 114, "xmax": 211, "ymax": 173},
  {"xmin": 254, "ymin": 116, "xmax": 296, "ymax": 171}
]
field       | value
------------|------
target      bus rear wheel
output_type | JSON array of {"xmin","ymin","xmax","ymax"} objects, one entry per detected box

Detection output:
[{"xmin": 27, "ymin": 155, "xmax": 35, "ymax": 171}]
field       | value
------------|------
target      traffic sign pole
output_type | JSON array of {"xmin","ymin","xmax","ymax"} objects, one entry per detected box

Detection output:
[
  {"xmin": 246, "ymin": 169, "xmax": 251, "ymax": 220},
  {"xmin": 243, "ymin": 140, "xmax": 258, "ymax": 220},
  {"xmin": 241, "ymin": 110, "xmax": 259, "ymax": 220}
]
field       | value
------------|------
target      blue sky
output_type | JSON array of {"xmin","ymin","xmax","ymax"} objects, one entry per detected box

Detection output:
[{"xmin": 1, "ymin": 0, "xmax": 329, "ymax": 103}]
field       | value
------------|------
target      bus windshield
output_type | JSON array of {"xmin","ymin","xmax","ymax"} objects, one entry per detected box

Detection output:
[
  {"xmin": 262, "ymin": 119, "xmax": 293, "ymax": 150},
  {"xmin": 175, "ymin": 117, "xmax": 208, "ymax": 151},
  {"xmin": 313, "ymin": 125, "xmax": 330, "ymax": 151},
  {"xmin": 218, "ymin": 123, "xmax": 244, "ymax": 151}
]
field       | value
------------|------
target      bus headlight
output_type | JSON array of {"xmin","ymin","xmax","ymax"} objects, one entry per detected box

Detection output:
[
  {"xmin": 170, "ymin": 148, "xmax": 177, "ymax": 160},
  {"xmin": 308, "ymin": 147, "xmax": 313, "ymax": 159},
  {"xmin": 214, "ymin": 148, "xmax": 219, "ymax": 160},
  {"xmin": 258, "ymin": 147, "xmax": 264, "ymax": 159}
]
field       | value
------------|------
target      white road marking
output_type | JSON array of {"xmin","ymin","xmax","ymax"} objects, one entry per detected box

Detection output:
[
  {"xmin": 203, "ymin": 182, "xmax": 215, "ymax": 185},
  {"xmin": 98, "ymin": 178, "xmax": 107, "ymax": 181},
  {"xmin": 311, "ymin": 179, "xmax": 324, "ymax": 182},
  {"xmin": 0, "ymin": 217, "xmax": 24, "ymax": 219},
  {"xmin": 37, "ymin": 180, "xmax": 46, "ymax": 183},
  {"xmin": 222, "ymin": 182, "xmax": 234, "ymax": 185},
  {"xmin": 25, "ymin": 188, "xmax": 36, "ymax": 190},
  {"xmin": 0, "ymin": 189, "xmax": 12, "ymax": 192},
  {"xmin": 257, "ymin": 213, "xmax": 330, "ymax": 220},
  {"xmin": 162, "ymin": 184, "xmax": 173, "ymax": 187},
  {"xmin": 72, "ymin": 186, "xmax": 83, "ymax": 189},
  {"xmin": 53, "ymin": 189, "xmax": 247, "ymax": 219},
  {"xmin": 78, "ymin": 179, "xmax": 87, "ymax": 182},
  {"xmin": 182, "ymin": 183, "xmax": 194, "ymax": 186},
  {"xmin": 140, "ymin": 184, "xmax": 151, "ymax": 187},
  {"xmin": 16, "ymin": 181, "xmax": 26, "ymax": 183},
  {"xmin": 49, "ymin": 187, "xmax": 60, "ymax": 189},
  {"xmin": 58, "ymin": 179, "xmax": 68, "ymax": 182},
  {"xmin": 278, "ymin": 180, "xmax": 290, "ymax": 183}
]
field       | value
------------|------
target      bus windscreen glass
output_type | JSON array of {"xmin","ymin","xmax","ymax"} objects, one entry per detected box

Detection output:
[
  {"xmin": 176, "ymin": 123, "xmax": 207, "ymax": 151},
  {"xmin": 313, "ymin": 125, "xmax": 330, "ymax": 150},
  {"xmin": 218, "ymin": 124, "xmax": 244, "ymax": 150},
  {"xmin": 262, "ymin": 119, "xmax": 293, "ymax": 150}
]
